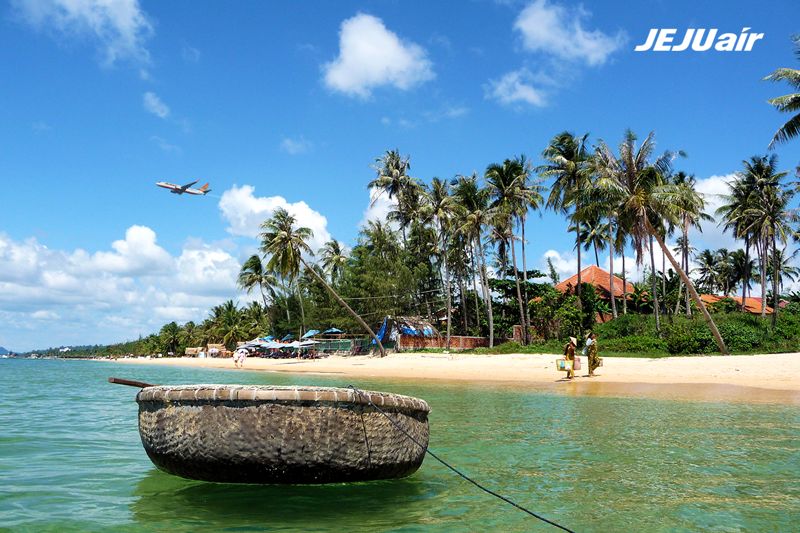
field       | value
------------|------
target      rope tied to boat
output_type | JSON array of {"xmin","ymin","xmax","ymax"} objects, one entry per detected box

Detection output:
[{"xmin": 347, "ymin": 385, "xmax": 576, "ymax": 533}]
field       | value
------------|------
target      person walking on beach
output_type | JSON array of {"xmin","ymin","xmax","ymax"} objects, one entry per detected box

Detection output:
[
  {"xmin": 563, "ymin": 336, "xmax": 577, "ymax": 380},
  {"xmin": 233, "ymin": 348, "xmax": 248, "ymax": 368},
  {"xmin": 586, "ymin": 332, "xmax": 600, "ymax": 377}
]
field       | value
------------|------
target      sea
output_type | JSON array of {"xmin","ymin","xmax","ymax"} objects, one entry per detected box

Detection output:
[{"xmin": 1, "ymin": 358, "xmax": 798, "ymax": 532}]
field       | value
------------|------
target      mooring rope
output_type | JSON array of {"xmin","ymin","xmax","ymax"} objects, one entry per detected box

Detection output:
[{"xmin": 348, "ymin": 385, "xmax": 576, "ymax": 533}]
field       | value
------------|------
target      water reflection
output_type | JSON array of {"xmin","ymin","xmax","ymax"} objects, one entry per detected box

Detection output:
[{"xmin": 131, "ymin": 468, "xmax": 438, "ymax": 530}]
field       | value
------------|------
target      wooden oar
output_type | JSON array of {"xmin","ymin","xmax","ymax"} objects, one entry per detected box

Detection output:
[{"xmin": 108, "ymin": 377, "xmax": 156, "ymax": 388}]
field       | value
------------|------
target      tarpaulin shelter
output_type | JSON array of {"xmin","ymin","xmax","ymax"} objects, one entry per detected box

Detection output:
[
  {"xmin": 281, "ymin": 334, "xmax": 295, "ymax": 341},
  {"xmin": 373, "ymin": 316, "xmax": 439, "ymax": 344},
  {"xmin": 301, "ymin": 329, "xmax": 320, "ymax": 339}
]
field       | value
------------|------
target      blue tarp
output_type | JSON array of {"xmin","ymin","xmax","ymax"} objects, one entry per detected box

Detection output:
[
  {"xmin": 372, "ymin": 318, "xmax": 388, "ymax": 344},
  {"xmin": 322, "ymin": 328, "xmax": 343, "ymax": 334},
  {"xmin": 281, "ymin": 334, "xmax": 294, "ymax": 341},
  {"xmin": 259, "ymin": 335, "xmax": 274, "ymax": 341},
  {"xmin": 301, "ymin": 329, "xmax": 320, "ymax": 339}
]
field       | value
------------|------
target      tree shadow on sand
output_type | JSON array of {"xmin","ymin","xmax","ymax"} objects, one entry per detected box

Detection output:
[{"xmin": 131, "ymin": 468, "xmax": 440, "ymax": 529}]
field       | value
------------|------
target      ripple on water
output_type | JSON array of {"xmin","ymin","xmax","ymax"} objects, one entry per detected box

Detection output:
[{"xmin": 0, "ymin": 358, "xmax": 798, "ymax": 532}]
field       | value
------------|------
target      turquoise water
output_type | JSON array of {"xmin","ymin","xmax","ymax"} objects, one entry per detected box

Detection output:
[{"xmin": 1, "ymin": 359, "xmax": 798, "ymax": 532}]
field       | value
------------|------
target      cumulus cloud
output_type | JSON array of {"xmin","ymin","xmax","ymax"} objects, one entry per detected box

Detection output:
[
  {"xmin": 323, "ymin": 13, "xmax": 434, "ymax": 98},
  {"xmin": 13, "ymin": 0, "xmax": 154, "ymax": 66},
  {"xmin": 514, "ymin": 0, "xmax": 626, "ymax": 66},
  {"xmin": 691, "ymin": 173, "xmax": 738, "ymax": 250},
  {"xmin": 486, "ymin": 69, "xmax": 547, "ymax": 107},
  {"xmin": 218, "ymin": 185, "xmax": 331, "ymax": 252},
  {"xmin": 89, "ymin": 225, "xmax": 173, "ymax": 276},
  {"xmin": 143, "ymin": 91, "xmax": 169, "ymax": 118},
  {"xmin": 280, "ymin": 136, "xmax": 312, "ymax": 155},
  {"xmin": 0, "ymin": 227, "xmax": 243, "ymax": 351},
  {"xmin": 360, "ymin": 188, "xmax": 397, "ymax": 228}
]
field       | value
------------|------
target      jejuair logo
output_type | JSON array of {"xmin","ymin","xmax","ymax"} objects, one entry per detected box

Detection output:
[{"xmin": 635, "ymin": 28, "xmax": 764, "ymax": 52}]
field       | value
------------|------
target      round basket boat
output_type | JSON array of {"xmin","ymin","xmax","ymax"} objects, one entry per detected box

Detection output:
[{"xmin": 136, "ymin": 385, "xmax": 430, "ymax": 484}]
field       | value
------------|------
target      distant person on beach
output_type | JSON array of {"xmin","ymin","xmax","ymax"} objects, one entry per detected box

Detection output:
[
  {"xmin": 233, "ymin": 348, "xmax": 248, "ymax": 368},
  {"xmin": 586, "ymin": 332, "xmax": 600, "ymax": 377},
  {"xmin": 563, "ymin": 336, "xmax": 577, "ymax": 379}
]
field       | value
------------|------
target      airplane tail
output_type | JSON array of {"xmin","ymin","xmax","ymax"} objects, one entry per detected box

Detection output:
[{"xmin": 199, "ymin": 183, "xmax": 211, "ymax": 194}]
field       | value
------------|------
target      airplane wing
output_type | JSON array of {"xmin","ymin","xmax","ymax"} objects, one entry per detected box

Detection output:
[{"xmin": 180, "ymin": 180, "xmax": 199, "ymax": 190}]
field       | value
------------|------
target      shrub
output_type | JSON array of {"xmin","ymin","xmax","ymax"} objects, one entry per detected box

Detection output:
[{"xmin": 600, "ymin": 335, "xmax": 667, "ymax": 354}]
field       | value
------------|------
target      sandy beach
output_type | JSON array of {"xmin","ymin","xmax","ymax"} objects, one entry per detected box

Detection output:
[{"xmin": 113, "ymin": 351, "xmax": 800, "ymax": 404}]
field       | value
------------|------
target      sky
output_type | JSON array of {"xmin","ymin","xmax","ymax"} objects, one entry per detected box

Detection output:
[{"xmin": 1, "ymin": 0, "xmax": 798, "ymax": 351}]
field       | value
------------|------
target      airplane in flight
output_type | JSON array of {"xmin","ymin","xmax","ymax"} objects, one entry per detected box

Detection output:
[{"xmin": 155, "ymin": 180, "xmax": 211, "ymax": 196}]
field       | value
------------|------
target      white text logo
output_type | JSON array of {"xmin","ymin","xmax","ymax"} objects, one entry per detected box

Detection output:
[{"xmin": 634, "ymin": 28, "xmax": 764, "ymax": 52}]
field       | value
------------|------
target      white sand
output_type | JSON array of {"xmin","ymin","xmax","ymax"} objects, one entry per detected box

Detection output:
[{"xmin": 110, "ymin": 351, "xmax": 800, "ymax": 404}]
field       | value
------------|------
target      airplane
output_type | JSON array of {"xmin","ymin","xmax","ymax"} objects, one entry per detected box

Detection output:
[{"xmin": 155, "ymin": 180, "xmax": 211, "ymax": 196}]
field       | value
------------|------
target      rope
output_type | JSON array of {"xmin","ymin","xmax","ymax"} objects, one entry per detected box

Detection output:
[{"xmin": 348, "ymin": 385, "xmax": 576, "ymax": 532}]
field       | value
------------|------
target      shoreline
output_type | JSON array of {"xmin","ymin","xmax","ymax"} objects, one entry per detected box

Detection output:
[{"xmin": 108, "ymin": 351, "xmax": 800, "ymax": 405}]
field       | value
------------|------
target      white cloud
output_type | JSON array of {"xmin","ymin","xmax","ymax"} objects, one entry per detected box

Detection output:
[
  {"xmin": 691, "ymin": 173, "xmax": 738, "ymax": 250},
  {"xmin": 143, "ymin": 91, "xmax": 169, "ymax": 118},
  {"xmin": 31, "ymin": 310, "xmax": 60, "ymax": 320},
  {"xmin": 89, "ymin": 225, "xmax": 173, "ymax": 276},
  {"xmin": 360, "ymin": 188, "xmax": 397, "ymax": 228},
  {"xmin": 218, "ymin": 185, "xmax": 331, "ymax": 252},
  {"xmin": 323, "ymin": 13, "xmax": 434, "ymax": 98},
  {"xmin": 0, "ymin": 227, "xmax": 244, "ymax": 351},
  {"xmin": 486, "ymin": 69, "xmax": 547, "ymax": 107},
  {"xmin": 149, "ymin": 135, "xmax": 180, "ymax": 154},
  {"xmin": 181, "ymin": 44, "xmax": 200, "ymax": 63},
  {"xmin": 514, "ymin": 0, "xmax": 625, "ymax": 66},
  {"xmin": 280, "ymin": 136, "xmax": 312, "ymax": 155},
  {"xmin": 13, "ymin": 0, "xmax": 153, "ymax": 66}
]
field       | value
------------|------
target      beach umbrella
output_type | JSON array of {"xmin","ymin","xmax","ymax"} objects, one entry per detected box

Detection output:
[
  {"xmin": 322, "ymin": 328, "xmax": 343, "ymax": 334},
  {"xmin": 281, "ymin": 334, "xmax": 294, "ymax": 341},
  {"xmin": 301, "ymin": 329, "xmax": 320, "ymax": 339}
]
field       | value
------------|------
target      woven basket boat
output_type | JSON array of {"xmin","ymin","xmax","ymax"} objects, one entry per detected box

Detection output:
[{"xmin": 136, "ymin": 384, "xmax": 430, "ymax": 484}]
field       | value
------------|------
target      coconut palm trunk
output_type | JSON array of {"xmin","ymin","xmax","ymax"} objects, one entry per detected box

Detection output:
[
  {"xmin": 440, "ymin": 221, "xmax": 452, "ymax": 350},
  {"xmin": 647, "ymin": 220, "xmax": 729, "ymax": 355},
  {"xmin": 470, "ymin": 246, "xmax": 481, "ymax": 327},
  {"xmin": 621, "ymin": 253, "xmax": 628, "ymax": 314},
  {"xmin": 772, "ymin": 235, "xmax": 780, "ymax": 328},
  {"xmin": 300, "ymin": 258, "xmax": 386, "ymax": 357},
  {"xmin": 759, "ymin": 239, "xmax": 767, "ymax": 318},
  {"xmin": 296, "ymin": 281, "xmax": 306, "ymax": 338},
  {"xmin": 509, "ymin": 234, "xmax": 527, "ymax": 345},
  {"xmin": 476, "ymin": 236, "xmax": 494, "ymax": 347},
  {"xmin": 520, "ymin": 217, "xmax": 532, "ymax": 342},
  {"xmin": 649, "ymin": 234, "xmax": 661, "ymax": 333},
  {"xmin": 460, "ymin": 279, "xmax": 468, "ymax": 331},
  {"xmin": 742, "ymin": 238, "xmax": 750, "ymax": 309},
  {"xmin": 609, "ymin": 235, "xmax": 617, "ymax": 318},
  {"xmin": 683, "ymin": 227, "xmax": 691, "ymax": 316}
]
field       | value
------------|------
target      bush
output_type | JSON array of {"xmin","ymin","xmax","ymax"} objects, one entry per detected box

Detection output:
[
  {"xmin": 664, "ymin": 322, "xmax": 715, "ymax": 354},
  {"xmin": 600, "ymin": 335, "xmax": 667, "ymax": 354}
]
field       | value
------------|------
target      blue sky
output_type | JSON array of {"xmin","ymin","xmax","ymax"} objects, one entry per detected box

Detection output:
[{"xmin": 1, "ymin": 0, "xmax": 798, "ymax": 351}]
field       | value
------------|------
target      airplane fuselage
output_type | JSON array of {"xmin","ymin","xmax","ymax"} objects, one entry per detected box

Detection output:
[{"xmin": 155, "ymin": 181, "xmax": 210, "ymax": 195}]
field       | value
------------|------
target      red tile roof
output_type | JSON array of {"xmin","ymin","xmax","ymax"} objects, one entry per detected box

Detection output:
[
  {"xmin": 555, "ymin": 265, "xmax": 635, "ymax": 298},
  {"xmin": 699, "ymin": 294, "xmax": 774, "ymax": 315}
]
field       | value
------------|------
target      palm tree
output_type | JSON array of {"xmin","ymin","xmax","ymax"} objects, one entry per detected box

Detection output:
[
  {"xmin": 764, "ymin": 35, "xmax": 800, "ymax": 148},
  {"xmin": 695, "ymin": 249, "xmax": 719, "ymax": 293},
  {"xmin": 730, "ymin": 248, "xmax": 756, "ymax": 305},
  {"xmin": 426, "ymin": 178, "xmax": 459, "ymax": 349},
  {"xmin": 594, "ymin": 130, "xmax": 728, "ymax": 354},
  {"xmin": 486, "ymin": 158, "xmax": 530, "ymax": 343},
  {"xmin": 453, "ymin": 173, "xmax": 495, "ymax": 347},
  {"xmin": 261, "ymin": 207, "xmax": 386, "ymax": 356},
  {"xmin": 159, "ymin": 321, "xmax": 181, "ymax": 354},
  {"xmin": 539, "ymin": 132, "xmax": 591, "ymax": 303},
  {"xmin": 742, "ymin": 167, "xmax": 797, "ymax": 327},
  {"xmin": 671, "ymin": 172, "xmax": 711, "ymax": 316},
  {"xmin": 369, "ymin": 149, "xmax": 423, "ymax": 245},
  {"xmin": 180, "ymin": 321, "xmax": 200, "ymax": 348},
  {"xmin": 320, "ymin": 240, "xmax": 348, "ymax": 282},
  {"xmin": 237, "ymin": 254, "xmax": 276, "ymax": 308}
]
